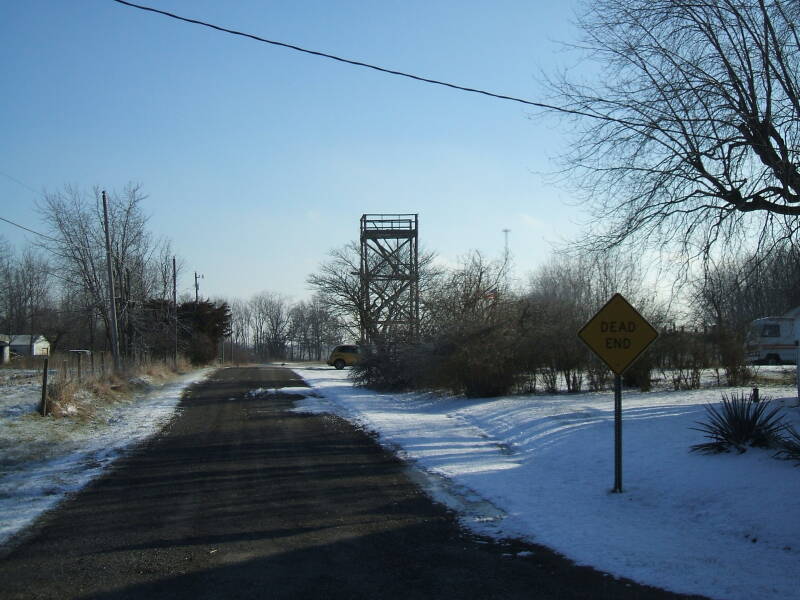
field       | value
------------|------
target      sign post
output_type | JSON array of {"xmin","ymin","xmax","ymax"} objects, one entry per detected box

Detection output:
[
  {"xmin": 578, "ymin": 293, "xmax": 658, "ymax": 493},
  {"xmin": 614, "ymin": 374, "xmax": 622, "ymax": 493}
]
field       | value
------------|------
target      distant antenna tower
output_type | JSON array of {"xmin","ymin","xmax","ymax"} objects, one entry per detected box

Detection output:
[
  {"xmin": 502, "ymin": 228, "xmax": 510, "ymax": 259},
  {"xmin": 359, "ymin": 214, "xmax": 420, "ymax": 344}
]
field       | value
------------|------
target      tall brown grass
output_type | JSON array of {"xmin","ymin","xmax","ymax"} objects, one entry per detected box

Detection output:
[{"xmin": 41, "ymin": 355, "xmax": 194, "ymax": 418}]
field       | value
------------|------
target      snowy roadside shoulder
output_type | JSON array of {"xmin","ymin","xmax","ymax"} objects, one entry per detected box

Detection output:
[
  {"xmin": 0, "ymin": 368, "xmax": 212, "ymax": 549},
  {"xmin": 291, "ymin": 365, "xmax": 800, "ymax": 600}
]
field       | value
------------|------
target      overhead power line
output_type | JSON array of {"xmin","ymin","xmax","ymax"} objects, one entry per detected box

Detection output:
[
  {"xmin": 0, "ymin": 171, "xmax": 41, "ymax": 197},
  {"xmin": 0, "ymin": 216, "xmax": 91, "ymax": 286},
  {"xmin": 40, "ymin": 269, "xmax": 85, "ymax": 288},
  {"xmin": 0, "ymin": 215, "xmax": 60, "ymax": 243},
  {"xmin": 112, "ymin": 1, "xmax": 739, "ymax": 143},
  {"xmin": 0, "ymin": 213, "xmax": 125, "ymax": 265},
  {"xmin": 110, "ymin": 0, "xmax": 628, "ymax": 125}
]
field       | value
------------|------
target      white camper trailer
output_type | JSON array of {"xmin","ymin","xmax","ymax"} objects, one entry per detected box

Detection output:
[{"xmin": 745, "ymin": 307, "xmax": 800, "ymax": 365}]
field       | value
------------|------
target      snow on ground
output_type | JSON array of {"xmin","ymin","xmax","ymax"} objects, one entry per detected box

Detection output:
[
  {"xmin": 290, "ymin": 364, "xmax": 800, "ymax": 600},
  {"xmin": 0, "ymin": 369, "xmax": 211, "ymax": 547}
]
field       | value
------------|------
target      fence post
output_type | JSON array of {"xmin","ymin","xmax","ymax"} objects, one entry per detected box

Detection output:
[
  {"xmin": 62, "ymin": 360, "xmax": 68, "ymax": 384},
  {"xmin": 77, "ymin": 352, "xmax": 83, "ymax": 383},
  {"xmin": 40, "ymin": 358, "xmax": 49, "ymax": 416}
]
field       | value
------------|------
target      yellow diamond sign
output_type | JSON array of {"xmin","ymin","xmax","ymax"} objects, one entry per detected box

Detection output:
[{"xmin": 578, "ymin": 293, "xmax": 658, "ymax": 375}]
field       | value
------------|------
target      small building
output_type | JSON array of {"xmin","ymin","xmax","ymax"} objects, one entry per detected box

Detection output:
[
  {"xmin": 9, "ymin": 335, "xmax": 50, "ymax": 357},
  {"xmin": 0, "ymin": 335, "xmax": 9, "ymax": 364}
]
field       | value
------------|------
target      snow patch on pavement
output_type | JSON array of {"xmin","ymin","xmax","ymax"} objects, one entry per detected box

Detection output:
[{"xmin": 246, "ymin": 385, "xmax": 314, "ymax": 399}]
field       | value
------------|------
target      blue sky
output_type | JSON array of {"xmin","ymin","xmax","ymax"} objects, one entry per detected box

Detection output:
[{"xmin": 1, "ymin": 0, "xmax": 587, "ymax": 300}]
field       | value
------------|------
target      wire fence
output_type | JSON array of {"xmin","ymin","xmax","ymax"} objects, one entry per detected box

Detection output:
[{"xmin": 3, "ymin": 352, "xmax": 175, "ymax": 379}]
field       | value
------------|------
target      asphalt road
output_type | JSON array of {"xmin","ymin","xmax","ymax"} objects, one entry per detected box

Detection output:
[{"xmin": 0, "ymin": 366, "xmax": 704, "ymax": 599}]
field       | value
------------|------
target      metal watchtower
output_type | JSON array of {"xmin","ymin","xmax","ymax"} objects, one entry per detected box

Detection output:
[{"xmin": 359, "ymin": 214, "xmax": 420, "ymax": 344}]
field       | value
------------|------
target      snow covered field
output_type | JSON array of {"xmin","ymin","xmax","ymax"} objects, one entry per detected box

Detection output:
[
  {"xmin": 291, "ymin": 365, "xmax": 800, "ymax": 600},
  {"xmin": 0, "ymin": 368, "xmax": 211, "ymax": 548}
]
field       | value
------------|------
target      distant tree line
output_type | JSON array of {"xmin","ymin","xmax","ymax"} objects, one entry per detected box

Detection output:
[
  {"xmin": 0, "ymin": 185, "xmax": 230, "ymax": 366},
  {"xmin": 306, "ymin": 238, "xmax": 800, "ymax": 397},
  {"xmin": 220, "ymin": 293, "xmax": 345, "ymax": 363}
]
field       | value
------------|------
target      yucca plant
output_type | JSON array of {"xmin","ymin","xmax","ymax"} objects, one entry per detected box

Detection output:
[
  {"xmin": 691, "ymin": 391, "xmax": 786, "ymax": 454},
  {"xmin": 774, "ymin": 425, "xmax": 800, "ymax": 466}
]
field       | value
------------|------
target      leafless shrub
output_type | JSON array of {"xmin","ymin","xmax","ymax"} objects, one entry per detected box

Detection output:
[{"xmin": 586, "ymin": 358, "xmax": 611, "ymax": 392}]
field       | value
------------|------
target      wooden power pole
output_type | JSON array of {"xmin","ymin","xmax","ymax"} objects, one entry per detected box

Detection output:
[
  {"xmin": 194, "ymin": 271, "xmax": 203, "ymax": 305},
  {"xmin": 102, "ymin": 191, "xmax": 121, "ymax": 372},
  {"xmin": 173, "ymin": 256, "xmax": 178, "ymax": 367}
]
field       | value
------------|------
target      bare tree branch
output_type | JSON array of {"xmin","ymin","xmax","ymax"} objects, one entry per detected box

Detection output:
[{"xmin": 550, "ymin": 0, "xmax": 800, "ymax": 263}]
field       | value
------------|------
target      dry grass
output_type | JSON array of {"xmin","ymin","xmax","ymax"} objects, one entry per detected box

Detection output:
[
  {"xmin": 144, "ymin": 361, "xmax": 176, "ymax": 380},
  {"xmin": 1, "ymin": 356, "xmax": 48, "ymax": 370},
  {"xmin": 46, "ymin": 380, "xmax": 96, "ymax": 420},
  {"xmin": 42, "ymin": 357, "xmax": 195, "ymax": 419}
]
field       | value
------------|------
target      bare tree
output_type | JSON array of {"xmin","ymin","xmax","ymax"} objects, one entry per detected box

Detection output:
[
  {"xmin": 0, "ymin": 246, "xmax": 51, "ymax": 346},
  {"xmin": 17, "ymin": 250, "xmax": 51, "ymax": 353},
  {"xmin": 0, "ymin": 236, "xmax": 14, "ymax": 333},
  {"xmin": 552, "ymin": 0, "xmax": 800, "ymax": 263},
  {"xmin": 229, "ymin": 297, "xmax": 253, "ymax": 356},
  {"xmin": 148, "ymin": 240, "xmax": 181, "ymax": 303},
  {"xmin": 38, "ymin": 184, "xmax": 171, "ymax": 356},
  {"xmin": 306, "ymin": 242, "xmax": 366, "ymax": 341},
  {"xmin": 308, "ymin": 241, "xmax": 440, "ymax": 342},
  {"xmin": 288, "ymin": 297, "xmax": 342, "ymax": 360},
  {"xmin": 526, "ymin": 251, "xmax": 667, "ymax": 391},
  {"xmin": 264, "ymin": 293, "xmax": 291, "ymax": 359},
  {"xmin": 425, "ymin": 251, "xmax": 510, "ymax": 337},
  {"xmin": 691, "ymin": 241, "xmax": 800, "ymax": 379},
  {"xmin": 249, "ymin": 292, "xmax": 292, "ymax": 360},
  {"xmin": 412, "ymin": 251, "xmax": 526, "ymax": 396}
]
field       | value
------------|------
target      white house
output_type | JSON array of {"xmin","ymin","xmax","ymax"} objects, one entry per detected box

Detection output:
[{"xmin": 8, "ymin": 335, "xmax": 50, "ymax": 357}]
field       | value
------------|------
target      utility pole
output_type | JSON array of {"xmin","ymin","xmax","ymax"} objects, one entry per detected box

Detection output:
[
  {"xmin": 173, "ymin": 256, "xmax": 178, "ymax": 367},
  {"xmin": 194, "ymin": 271, "xmax": 203, "ymax": 305},
  {"xmin": 102, "ymin": 191, "xmax": 121, "ymax": 372}
]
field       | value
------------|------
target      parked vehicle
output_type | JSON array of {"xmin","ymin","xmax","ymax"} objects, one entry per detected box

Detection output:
[
  {"xmin": 327, "ymin": 345, "xmax": 360, "ymax": 370},
  {"xmin": 745, "ymin": 307, "xmax": 800, "ymax": 365}
]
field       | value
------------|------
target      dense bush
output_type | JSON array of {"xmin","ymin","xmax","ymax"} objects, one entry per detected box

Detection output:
[
  {"xmin": 179, "ymin": 300, "xmax": 232, "ymax": 365},
  {"xmin": 407, "ymin": 251, "xmax": 525, "ymax": 397},
  {"xmin": 350, "ymin": 345, "xmax": 427, "ymax": 391},
  {"xmin": 690, "ymin": 391, "xmax": 786, "ymax": 454},
  {"xmin": 345, "ymin": 245, "xmax": 794, "ymax": 399},
  {"xmin": 433, "ymin": 336, "xmax": 524, "ymax": 397},
  {"xmin": 651, "ymin": 329, "xmax": 707, "ymax": 390},
  {"xmin": 351, "ymin": 335, "xmax": 524, "ymax": 397},
  {"xmin": 622, "ymin": 355, "xmax": 653, "ymax": 391}
]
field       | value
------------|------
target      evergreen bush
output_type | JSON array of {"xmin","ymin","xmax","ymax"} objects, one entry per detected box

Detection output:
[{"xmin": 690, "ymin": 391, "xmax": 786, "ymax": 454}]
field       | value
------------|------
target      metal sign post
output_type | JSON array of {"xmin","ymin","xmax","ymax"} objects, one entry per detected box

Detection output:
[
  {"xmin": 579, "ymin": 293, "xmax": 658, "ymax": 493},
  {"xmin": 614, "ymin": 374, "xmax": 622, "ymax": 493}
]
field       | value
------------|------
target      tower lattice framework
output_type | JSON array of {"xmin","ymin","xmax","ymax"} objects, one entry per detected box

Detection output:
[{"xmin": 359, "ymin": 214, "xmax": 420, "ymax": 344}]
